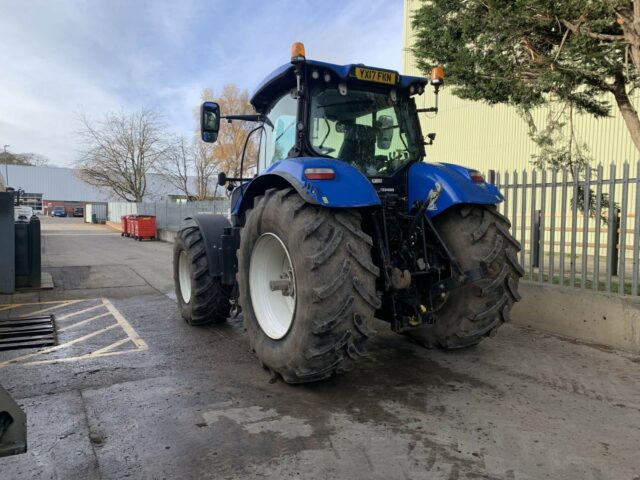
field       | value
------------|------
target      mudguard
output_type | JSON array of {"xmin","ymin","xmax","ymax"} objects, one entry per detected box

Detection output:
[
  {"xmin": 232, "ymin": 158, "xmax": 381, "ymax": 216},
  {"xmin": 407, "ymin": 162, "xmax": 503, "ymax": 217},
  {"xmin": 182, "ymin": 213, "xmax": 231, "ymax": 277}
]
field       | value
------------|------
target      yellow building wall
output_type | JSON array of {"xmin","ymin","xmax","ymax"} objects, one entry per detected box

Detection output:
[
  {"xmin": 402, "ymin": 0, "xmax": 639, "ymax": 178},
  {"xmin": 403, "ymin": 0, "xmax": 639, "ymax": 286}
]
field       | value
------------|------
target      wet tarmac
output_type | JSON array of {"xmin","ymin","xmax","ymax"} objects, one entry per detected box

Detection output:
[{"xmin": 1, "ymin": 217, "xmax": 639, "ymax": 479}]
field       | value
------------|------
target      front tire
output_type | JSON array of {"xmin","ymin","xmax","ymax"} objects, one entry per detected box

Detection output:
[
  {"xmin": 173, "ymin": 226, "xmax": 231, "ymax": 326},
  {"xmin": 238, "ymin": 188, "xmax": 381, "ymax": 383},
  {"xmin": 406, "ymin": 205, "xmax": 523, "ymax": 349}
]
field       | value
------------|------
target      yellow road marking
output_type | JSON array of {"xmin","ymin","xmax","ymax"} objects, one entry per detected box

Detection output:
[
  {"xmin": 56, "ymin": 303, "xmax": 104, "ymax": 321},
  {"xmin": 18, "ymin": 299, "xmax": 84, "ymax": 318},
  {"xmin": 0, "ymin": 300, "xmax": 73, "ymax": 309},
  {"xmin": 57, "ymin": 312, "xmax": 111, "ymax": 333},
  {"xmin": 0, "ymin": 324, "xmax": 119, "ymax": 367},
  {"xmin": 103, "ymin": 298, "xmax": 148, "ymax": 350},
  {"xmin": 0, "ymin": 298, "xmax": 148, "ymax": 367},
  {"xmin": 15, "ymin": 349, "xmax": 144, "ymax": 367},
  {"xmin": 91, "ymin": 338, "xmax": 132, "ymax": 355},
  {"xmin": 0, "ymin": 304, "xmax": 23, "ymax": 312}
]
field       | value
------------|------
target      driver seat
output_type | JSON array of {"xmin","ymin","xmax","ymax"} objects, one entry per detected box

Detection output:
[{"xmin": 338, "ymin": 124, "xmax": 376, "ymax": 168}]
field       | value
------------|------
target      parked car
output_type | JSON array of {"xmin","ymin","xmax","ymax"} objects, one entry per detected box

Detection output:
[
  {"xmin": 51, "ymin": 206, "xmax": 67, "ymax": 217},
  {"xmin": 72, "ymin": 206, "xmax": 84, "ymax": 217}
]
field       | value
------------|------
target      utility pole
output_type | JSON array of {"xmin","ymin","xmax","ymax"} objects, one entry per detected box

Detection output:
[{"xmin": 3, "ymin": 145, "xmax": 9, "ymax": 187}]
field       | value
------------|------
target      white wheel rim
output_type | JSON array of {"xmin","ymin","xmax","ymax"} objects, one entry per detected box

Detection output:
[
  {"xmin": 249, "ymin": 232, "xmax": 296, "ymax": 340},
  {"xmin": 178, "ymin": 250, "xmax": 192, "ymax": 303}
]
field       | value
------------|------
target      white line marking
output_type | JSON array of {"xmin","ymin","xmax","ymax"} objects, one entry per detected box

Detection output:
[
  {"xmin": 102, "ymin": 299, "xmax": 148, "ymax": 350},
  {"xmin": 56, "ymin": 303, "xmax": 104, "ymax": 321},
  {"xmin": 57, "ymin": 312, "xmax": 111, "ymax": 332},
  {"xmin": 91, "ymin": 338, "xmax": 131, "ymax": 355},
  {"xmin": 0, "ymin": 324, "xmax": 119, "ymax": 367}
]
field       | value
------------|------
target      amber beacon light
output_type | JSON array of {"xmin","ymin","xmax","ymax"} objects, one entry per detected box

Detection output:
[
  {"xmin": 431, "ymin": 66, "xmax": 445, "ymax": 86},
  {"xmin": 291, "ymin": 42, "xmax": 306, "ymax": 62}
]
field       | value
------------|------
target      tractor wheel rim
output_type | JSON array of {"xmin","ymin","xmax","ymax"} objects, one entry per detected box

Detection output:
[
  {"xmin": 178, "ymin": 250, "xmax": 192, "ymax": 303},
  {"xmin": 249, "ymin": 232, "xmax": 296, "ymax": 340}
]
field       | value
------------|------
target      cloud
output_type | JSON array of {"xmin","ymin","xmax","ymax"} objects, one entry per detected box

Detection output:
[{"xmin": 0, "ymin": 0, "xmax": 404, "ymax": 166}]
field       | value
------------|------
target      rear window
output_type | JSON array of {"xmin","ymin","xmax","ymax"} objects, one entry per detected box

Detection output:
[{"xmin": 53, "ymin": 206, "xmax": 65, "ymax": 211}]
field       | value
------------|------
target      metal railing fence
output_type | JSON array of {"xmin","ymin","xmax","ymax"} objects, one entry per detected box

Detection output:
[
  {"xmin": 108, "ymin": 200, "xmax": 230, "ymax": 231},
  {"xmin": 106, "ymin": 163, "xmax": 639, "ymax": 297},
  {"xmin": 491, "ymin": 161, "xmax": 640, "ymax": 296}
]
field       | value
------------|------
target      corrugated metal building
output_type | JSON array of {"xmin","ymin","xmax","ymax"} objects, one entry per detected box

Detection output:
[
  {"xmin": 0, "ymin": 164, "xmax": 209, "ymax": 214},
  {"xmin": 2, "ymin": 165, "xmax": 112, "ymax": 203},
  {"xmin": 402, "ymin": 0, "xmax": 640, "ymax": 177}
]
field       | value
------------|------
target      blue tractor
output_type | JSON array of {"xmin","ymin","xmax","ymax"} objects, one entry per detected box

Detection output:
[{"xmin": 173, "ymin": 43, "xmax": 523, "ymax": 383}]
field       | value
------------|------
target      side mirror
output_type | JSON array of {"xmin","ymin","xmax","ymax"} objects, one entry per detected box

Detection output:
[
  {"xmin": 201, "ymin": 102, "xmax": 220, "ymax": 143},
  {"xmin": 217, "ymin": 171, "xmax": 227, "ymax": 186}
]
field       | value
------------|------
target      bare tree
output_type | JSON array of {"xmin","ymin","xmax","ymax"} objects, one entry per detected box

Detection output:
[
  {"xmin": 158, "ymin": 135, "xmax": 193, "ymax": 199},
  {"xmin": 76, "ymin": 108, "xmax": 166, "ymax": 202},
  {"xmin": 158, "ymin": 135, "xmax": 219, "ymax": 200},
  {"xmin": 0, "ymin": 151, "xmax": 50, "ymax": 166},
  {"xmin": 193, "ymin": 141, "xmax": 219, "ymax": 200}
]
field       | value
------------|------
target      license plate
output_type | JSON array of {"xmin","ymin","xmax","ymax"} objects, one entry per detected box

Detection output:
[{"xmin": 354, "ymin": 67, "xmax": 397, "ymax": 85}]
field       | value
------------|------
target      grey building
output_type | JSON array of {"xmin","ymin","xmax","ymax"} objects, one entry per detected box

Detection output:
[{"xmin": 1, "ymin": 165, "xmax": 205, "ymax": 213}]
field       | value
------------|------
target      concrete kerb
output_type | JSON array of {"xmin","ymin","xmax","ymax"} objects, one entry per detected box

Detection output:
[
  {"xmin": 157, "ymin": 229, "xmax": 178, "ymax": 243},
  {"xmin": 105, "ymin": 221, "xmax": 122, "ymax": 232},
  {"xmin": 512, "ymin": 281, "xmax": 640, "ymax": 354}
]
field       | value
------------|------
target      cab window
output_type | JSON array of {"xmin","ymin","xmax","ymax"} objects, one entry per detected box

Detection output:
[
  {"xmin": 309, "ymin": 84, "xmax": 419, "ymax": 176},
  {"xmin": 258, "ymin": 91, "xmax": 297, "ymax": 172}
]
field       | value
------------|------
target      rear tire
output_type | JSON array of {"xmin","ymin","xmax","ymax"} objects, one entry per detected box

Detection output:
[
  {"xmin": 173, "ymin": 226, "xmax": 232, "ymax": 326},
  {"xmin": 238, "ymin": 188, "xmax": 380, "ymax": 383},
  {"xmin": 406, "ymin": 205, "xmax": 523, "ymax": 349}
]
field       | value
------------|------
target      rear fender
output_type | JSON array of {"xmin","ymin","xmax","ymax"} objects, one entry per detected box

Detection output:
[
  {"xmin": 182, "ymin": 214, "xmax": 232, "ymax": 279},
  {"xmin": 408, "ymin": 162, "xmax": 503, "ymax": 217},
  {"xmin": 232, "ymin": 158, "xmax": 381, "ymax": 217}
]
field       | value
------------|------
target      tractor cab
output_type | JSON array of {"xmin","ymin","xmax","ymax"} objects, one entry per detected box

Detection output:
[
  {"xmin": 202, "ymin": 42, "xmax": 444, "ymax": 207},
  {"xmin": 248, "ymin": 45, "xmax": 438, "ymax": 177}
]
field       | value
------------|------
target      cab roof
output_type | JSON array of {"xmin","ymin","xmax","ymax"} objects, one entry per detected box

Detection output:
[{"xmin": 250, "ymin": 59, "xmax": 427, "ymax": 111}]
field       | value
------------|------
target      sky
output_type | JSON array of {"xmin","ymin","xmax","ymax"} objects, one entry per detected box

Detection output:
[{"xmin": 0, "ymin": 0, "xmax": 405, "ymax": 166}]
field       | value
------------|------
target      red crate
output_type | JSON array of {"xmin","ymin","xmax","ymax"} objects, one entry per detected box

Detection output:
[{"xmin": 132, "ymin": 215, "xmax": 156, "ymax": 241}]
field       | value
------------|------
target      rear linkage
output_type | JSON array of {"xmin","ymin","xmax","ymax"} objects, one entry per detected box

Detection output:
[{"xmin": 372, "ymin": 183, "xmax": 486, "ymax": 333}]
